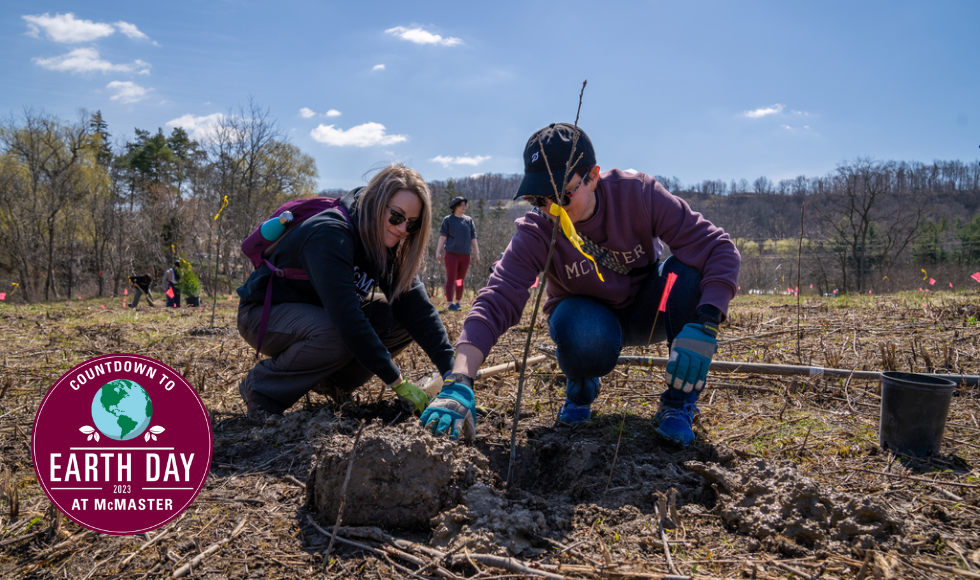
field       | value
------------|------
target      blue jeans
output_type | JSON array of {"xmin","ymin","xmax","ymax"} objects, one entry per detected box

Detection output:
[{"xmin": 547, "ymin": 257, "xmax": 703, "ymax": 406}]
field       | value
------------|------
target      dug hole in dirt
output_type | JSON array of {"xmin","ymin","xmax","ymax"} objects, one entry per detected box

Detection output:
[{"xmin": 246, "ymin": 394, "xmax": 909, "ymax": 561}]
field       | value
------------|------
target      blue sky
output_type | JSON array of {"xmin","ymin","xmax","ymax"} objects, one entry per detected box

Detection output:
[{"xmin": 2, "ymin": 1, "xmax": 978, "ymax": 191}]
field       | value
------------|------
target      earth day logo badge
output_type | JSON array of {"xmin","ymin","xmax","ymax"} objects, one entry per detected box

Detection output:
[{"xmin": 32, "ymin": 354, "xmax": 212, "ymax": 535}]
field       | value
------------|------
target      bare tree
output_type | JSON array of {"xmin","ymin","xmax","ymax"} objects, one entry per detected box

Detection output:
[
  {"xmin": 812, "ymin": 158, "xmax": 929, "ymax": 292},
  {"xmin": 753, "ymin": 176, "xmax": 774, "ymax": 195},
  {"xmin": 205, "ymin": 98, "xmax": 317, "ymax": 292}
]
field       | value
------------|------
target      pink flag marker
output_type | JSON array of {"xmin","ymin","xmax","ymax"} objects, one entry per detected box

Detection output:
[
  {"xmin": 658, "ymin": 272, "xmax": 678, "ymax": 312},
  {"xmin": 949, "ymin": 282, "xmax": 953, "ymax": 288},
  {"xmin": 531, "ymin": 277, "xmax": 539, "ymax": 289},
  {"xmin": 929, "ymin": 278, "xmax": 936, "ymax": 285},
  {"xmin": 78, "ymin": 296, "xmax": 82, "ymax": 300},
  {"xmin": 124, "ymin": 288, "xmax": 128, "ymax": 295},
  {"xmin": 101, "ymin": 305, "xmax": 106, "ymax": 310},
  {"xmin": 0, "ymin": 293, "xmax": 5, "ymax": 300},
  {"xmin": 166, "ymin": 287, "xmax": 175, "ymax": 298},
  {"xmin": 972, "ymin": 272, "xmax": 980, "ymax": 284},
  {"xmin": 228, "ymin": 295, "xmax": 234, "ymax": 301}
]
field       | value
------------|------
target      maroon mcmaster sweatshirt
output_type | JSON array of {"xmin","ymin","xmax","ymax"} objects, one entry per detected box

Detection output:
[{"xmin": 457, "ymin": 169, "xmax": 741, "ymax": 358}]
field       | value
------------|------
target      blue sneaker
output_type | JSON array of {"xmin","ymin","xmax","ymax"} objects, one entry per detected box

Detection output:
[
  {"xmin": 447, "ymin": 303, "xmax": 461, "ymax": 311},
  {"xmin": 654, "ymin": 402, "xmax": 699, "ymax": 446},
  {"xmin": 557, "ymin": 398, "xmax": 591, "ymax": 423}
]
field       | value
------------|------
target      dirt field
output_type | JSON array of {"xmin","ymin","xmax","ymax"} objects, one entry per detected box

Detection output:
[{"xmin": 1, "ymin": 292, "xmax": 979, "ymax": 579}]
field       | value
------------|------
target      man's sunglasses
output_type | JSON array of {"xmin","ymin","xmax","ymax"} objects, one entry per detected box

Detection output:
[
  {"xmin": 387, "ymin": 206, "xmax": 422, "ymax": 233},
  {"xmin": 523, "ymin": 191, "xmax": 574, "ymax": 208}
]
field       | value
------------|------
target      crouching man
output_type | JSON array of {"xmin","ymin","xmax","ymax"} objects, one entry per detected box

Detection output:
[{"xmin": 421, "ymin": 123, "xmax": 740, "ymax": 446}]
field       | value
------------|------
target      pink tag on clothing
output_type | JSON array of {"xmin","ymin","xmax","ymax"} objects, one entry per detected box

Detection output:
[
  {"xmin": 658, "ymin": 272, "xmax": 678, "ymax": 312},
  {"xmin": 456, "ymin": 279, "xmax": 463, "ymax": 287}
]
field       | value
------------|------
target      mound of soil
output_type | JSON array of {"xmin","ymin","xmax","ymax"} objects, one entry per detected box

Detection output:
[
  {"xmin": 686, "ymin": 459, "xmax": 904, "ymax": 550},
  {"xmin": 306, "ymin": 422, "xmax": 489, "ymax": 528}
]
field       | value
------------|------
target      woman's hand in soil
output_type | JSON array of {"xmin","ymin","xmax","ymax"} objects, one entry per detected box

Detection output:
[
  {"xmin": 420, "ymin": 378, "xmax": 476, "ymax": 443},
  {"xmin": 391, "ymin": 379, "xmax": 430, "ymax": 414}
]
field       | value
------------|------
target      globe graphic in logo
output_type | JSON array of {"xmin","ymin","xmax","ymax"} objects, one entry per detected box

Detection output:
[{"xmin": 90, "ymin": 379, "xmax": 153, "ymax": 441}]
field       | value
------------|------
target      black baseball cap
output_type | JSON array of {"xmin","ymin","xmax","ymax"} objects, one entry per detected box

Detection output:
[
  {"xmin": 449, "ymin": 196, "xmax": 468, "ymax": 209},
  {"xmin": 514, "ymin": 123, "xmax": 596, "ymax": 200}
]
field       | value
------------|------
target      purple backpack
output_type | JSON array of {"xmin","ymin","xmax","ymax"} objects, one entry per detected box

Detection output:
[{"xmin": 241, "ymin": 197, "xmax": 351, "ymax": 358}]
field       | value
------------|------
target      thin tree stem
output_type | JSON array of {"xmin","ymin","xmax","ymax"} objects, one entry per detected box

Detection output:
[{"xmin": 507, "ymin": 80, "xmax": 587, "ymax": 490}]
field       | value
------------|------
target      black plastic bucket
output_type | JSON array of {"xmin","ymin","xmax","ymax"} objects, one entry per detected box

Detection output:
[{"xmin": 879, "ymin": 372, "xmax": 956, "ymax": 456}]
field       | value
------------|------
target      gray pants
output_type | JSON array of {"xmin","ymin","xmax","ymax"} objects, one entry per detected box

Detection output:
[
  {"xmin": 237, "ymin": 297, "xmax": 413, "ymax": 414},
  {"xmin": 130, "ymin": 287, "xmax": 153, "ymax": 308}
]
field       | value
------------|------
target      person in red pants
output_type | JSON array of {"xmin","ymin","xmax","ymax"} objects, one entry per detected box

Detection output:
[{"xmin": 435, "ymin": 196, "xmax": 480, "ymax": 311}]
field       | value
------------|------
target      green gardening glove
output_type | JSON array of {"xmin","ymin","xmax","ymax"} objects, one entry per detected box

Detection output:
[{"xmin": 391, "ymin": 379, "xmax": 430, "ymax": 414}]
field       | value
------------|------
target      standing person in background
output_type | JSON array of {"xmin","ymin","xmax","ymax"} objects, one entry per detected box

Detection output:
[
  {"xmin": 164, "ymin": 261, "xmax": 181, "ymax": 308},
  {"xmin": 435, "ymin": 196, "xmax": 480, "ymax": 311}
]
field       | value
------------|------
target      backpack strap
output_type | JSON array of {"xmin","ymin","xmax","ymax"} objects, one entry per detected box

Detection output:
[{"xmin": 252, "ymin": 204, "xmax": 350, "ymax": 359}]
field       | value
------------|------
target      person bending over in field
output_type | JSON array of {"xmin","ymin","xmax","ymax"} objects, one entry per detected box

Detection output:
[
  {"xmin": 236, "ymin": 164, "xmax": 455, "ymax": 425},
  {"xmin": 420, "ymin": 123, "xmax": 740, "ymax": 446}
]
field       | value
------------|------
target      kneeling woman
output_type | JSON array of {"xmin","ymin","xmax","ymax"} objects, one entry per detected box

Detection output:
[{"xmin": 236, "ymin": 164, "xmax": 454, "ymax": 423}]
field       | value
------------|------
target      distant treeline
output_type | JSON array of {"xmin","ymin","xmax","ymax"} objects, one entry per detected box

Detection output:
[
  {"xmin": 1, "ymin": 104, "xmax": 977, "ymax": 304},
  {"xmin": 421, "ymin": 160, "xmax": 980, "ymax": 295}
]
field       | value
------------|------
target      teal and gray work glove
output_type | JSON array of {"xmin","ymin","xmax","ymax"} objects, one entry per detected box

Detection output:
[
  {"xmin": 420, "ymin": 374, "xmax": 476, "ymax": 443},
  {"xmin": 664, "ymin": 322, "xmax": 719, "ymax": 394},
  {"xmin": 391, "ymin": 379, "xmax": 430, "ymax": 414}
]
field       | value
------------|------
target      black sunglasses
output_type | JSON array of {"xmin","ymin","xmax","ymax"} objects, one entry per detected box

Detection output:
[
  {"xmin": 523, "ymin": 190, "xmax": 574, "ymax": 208},
  {"xmin": 387, "ymin": 206, "xmax": 422, "ymax": 233}
]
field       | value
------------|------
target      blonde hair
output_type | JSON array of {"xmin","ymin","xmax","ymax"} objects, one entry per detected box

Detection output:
[{"xmin": 353, "ymin": 164, "xmax": 432, "ymax": 299}]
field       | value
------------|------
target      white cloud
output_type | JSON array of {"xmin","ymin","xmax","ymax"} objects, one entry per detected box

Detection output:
[
  {"xmin": 372, "ymin": 64, "xmax": 385, "ymax": 71},
  {"xmin": 299, "ymin": 107, "xmax": 316, "ymax": 118},
  {"xmin": 165, "ymin": 113, "xmax": 224, "ymax": 141},
  {"xmin": 115, "ymin": 21, "xmax": 156, "ymax": 44},
  {"xmin": 107, "ymin": 81, "xmax": 148, "ymax": 103},
  {"xmin": 623, "ymin": 168, "xmax": 638, "ymax": 173},
  {"xmin": 33, "ymin": 48, "xmax": 151, "ymax": 74},
  {"xmin": 326, "ymin": 109, "xmax": 341, "ymax": 117},
  {"xmin": 781, "ymin": 124, "xmax": 792, "ymax": 130},
  {"xmin": 743, "ymin": 104, "xmax": 785, "ymax": 119},
  {"xmin": 385, "ymin": 26, "xmax": 462, "ymax": 47},
  {"xmin": 310, "ymin": 123, "xmax": 407, "ymax": 147},
  {"xmin": 23, "ymin": 13, "xmax": 114, "ymax": 43},
  {"xmin": 431, "ymin": 155, "xmax": 491, "ymax": 168}
]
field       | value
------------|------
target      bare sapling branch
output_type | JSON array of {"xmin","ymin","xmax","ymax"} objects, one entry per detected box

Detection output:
[{"xmin": 507, "ymin": 80, "xmax": 587, "ymax": 490}]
